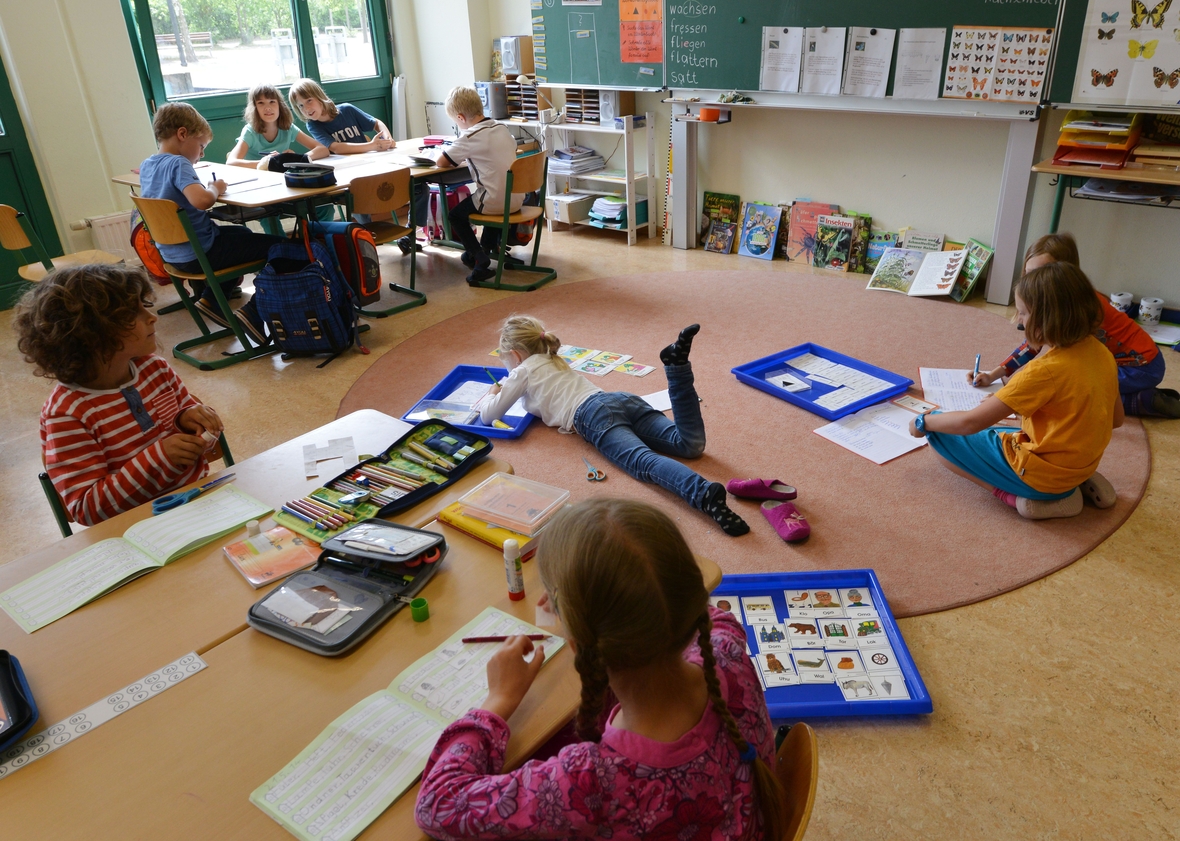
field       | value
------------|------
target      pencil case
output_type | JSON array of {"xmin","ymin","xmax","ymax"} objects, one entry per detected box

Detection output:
[
  {"xmin": 274, "ymin": 420, "xmax": 493, "ymax": 543},
  {"xmin": 0, "ymin": 651, "xmax": 38, "ymax": 753},
  {"xmin": 283, "ymin": 162, "xmax": 337, "ymax": 189},
  {"xmin": 247, "ymin": 520, "xmax": 447, "ymax": 655}
]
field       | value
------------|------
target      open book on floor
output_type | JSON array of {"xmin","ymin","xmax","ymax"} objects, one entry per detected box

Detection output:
[{"xmin": 867, "ymin": 247, "xmax": 968, "ymax": 297}]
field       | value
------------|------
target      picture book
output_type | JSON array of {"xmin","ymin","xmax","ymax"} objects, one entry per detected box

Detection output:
[
  {"xmin": 251, "ymin": 606, "xmax": 566, "ymax": 841},
  {"xmin": 786, "ymin": 201, "xmax": 840, "ymax": 263},
  {"xmin": 1, "ymin": 486, "xmax": 272, "ymax": 633},
  {"xmin": 900, "ymin": 230, "xmax": 945, "ymax": 251},
  {"xmin": 846, "ymin": 212, "xmax": 872, "ymax": 273},
  {"xmin": 950, "ymin": 239, "xmax": 994, "ymax": 302},
  {"xmin": 437, "ymin": 501, "xmax": 542, "ymax": 560},
  {"xmin": 700, "ymin": 191, "xmax": 741, "ymax": 241},
  {"xmin": 774, "ymin": 203, "xmax": 793, "ymax": 260},
  {"xmin": 737, "ymin": 202, "xmax": 783, "ymax": 260},
  {"xmin": 223, "ymin": 525, "xmax": 321, "ymax": 588},
  {"xmin": 866, "ymin": 247, "xmax": 968, "ymax": 297},
  {"xmin": 704, "ymin": 221, "xmax": 737, "ymax": 253},
  {"xmin": 812, "ymin": 214, "xmax": 856, "ymax": 270},
  {"xmin": 865, "ymin": 231, "xmax": 898, "ymax": 271}
]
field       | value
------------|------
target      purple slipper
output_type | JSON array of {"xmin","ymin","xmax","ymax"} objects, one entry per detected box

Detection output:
[
  {"xmin": 726, "ymin": 478, "xmax": 798, "ymax": 501},
  {"xmin": 761, "ymin": 501, "xmax": 810, "ymax": 543}
]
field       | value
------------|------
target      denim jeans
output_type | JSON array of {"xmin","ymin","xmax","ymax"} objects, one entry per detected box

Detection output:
[
  {"xmin": 174, "ymin": 224, "xmax": 287, "ymax": 318},
  {"xmin": 572, "ymin": 363, "xmax": 710, "ymax": 508}
]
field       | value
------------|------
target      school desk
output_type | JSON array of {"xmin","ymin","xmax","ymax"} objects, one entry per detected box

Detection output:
[
  {"xmin": 0, "ymin": 523, "xmax": 722, "ymax": 840},
  {"xmin": 1031, "ymin": 158, "xmax": 1180, "ymax": 233},
  {"xmin": 0, "ymin": 409, "xmax": 509, "ymax": 726}
]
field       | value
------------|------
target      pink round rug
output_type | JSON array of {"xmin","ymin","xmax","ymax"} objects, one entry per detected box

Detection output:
[{"xmin": 340, "ymin": 271, "xmax": 1150, "ymax": 617}]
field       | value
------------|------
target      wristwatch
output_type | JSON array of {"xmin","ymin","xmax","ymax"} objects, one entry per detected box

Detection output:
[{"xmin": 914, "ymin": 412, "xmax": 928, "ymax": 434}]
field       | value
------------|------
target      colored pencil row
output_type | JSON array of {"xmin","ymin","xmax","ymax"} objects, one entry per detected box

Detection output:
[{"xmin": 280, "ymin": 495, "xmax": 363, "ymax": 531}]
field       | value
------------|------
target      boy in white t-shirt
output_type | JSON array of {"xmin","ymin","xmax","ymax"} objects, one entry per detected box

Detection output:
[{"xmin": 434, "ymin": 86, "xmax": 523, "ymax": 285}]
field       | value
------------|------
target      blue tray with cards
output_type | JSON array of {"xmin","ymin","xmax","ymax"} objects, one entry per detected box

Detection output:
[
  {"xmin": 403, "ymin": 365, "xmax": 534, "ymax": 439},
  {"xmin": 710, "ymin": 570, "xmax": 932, "ymax": 718},
  {"xmin": 731, "ymin": 343, "xmax": 912, "ymax": 421}
]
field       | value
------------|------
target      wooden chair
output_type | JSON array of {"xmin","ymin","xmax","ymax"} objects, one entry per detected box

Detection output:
[
  {"xmin": 344, "ymin": 167, "xmax": 427, "ymax": 318},
  {"xmin": 775, "ymin": 722, "xmax": 819, "ymax": 841},
  {"xmin": 39, "ymin": 433, "xmax": 235, "ymax": 538},
  {"xmin": 129, "ymin": 194, "xmax": 272, "ymax": 371},
  {"xmin": 0, "ymin": 204, "xmax": 121, "ymax": 282},
  {"xmin": 467, "ymin": 152, "xmax": 557, "ymax": 291}
]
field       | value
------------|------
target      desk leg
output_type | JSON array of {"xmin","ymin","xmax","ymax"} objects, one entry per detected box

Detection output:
[
  {"xmin": 1049, "ymin": 176, "xmax": 1068, "ymax": 234},
  {"xmin": 671, "ymin": 116, "xmax": 698, "ymax": 250},
  {"xmin": 986, "ymin": 118, "xmax": 1041, "ymax": 306}
]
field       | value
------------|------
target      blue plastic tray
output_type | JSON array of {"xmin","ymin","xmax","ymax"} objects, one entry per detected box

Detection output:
[
  {"xmin": 404, "ymin": 364, "xmax": 533, "ymax": 439},
  {"xmin": 713, "ymin": 570, "xmax": 932, "ymax": 719},
  {"xmin": 731, "ymin": 343, "xmax": 912, "ymax": 421}
]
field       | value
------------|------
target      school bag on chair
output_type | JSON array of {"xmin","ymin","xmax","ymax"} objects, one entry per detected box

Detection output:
[
  {"xmin": 128, "ymin": 209, "xmax": 171, "ymax": 286},
  {"xmin": 252, "ymin": 227, "xmax": 368, "ymax": 367},
  {"xmin": 309, "ymin": 220, "xmax": 382, "ymax": 307},
  {"xmin": 506, "ymin": 190, "xmax": 541, "ymax": 247},
  {"xmin": 425, "ymin": 183, "xmax": 471, "ymax": 241}
]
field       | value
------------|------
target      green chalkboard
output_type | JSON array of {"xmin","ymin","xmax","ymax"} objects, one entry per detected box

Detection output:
[
  {"xmin": 663, "ymin": 0, "xmax": 1063, "ymax": 93},
  {"xmin": 531, "ymin": 0, "xmax": 665, "ymax": 89}
]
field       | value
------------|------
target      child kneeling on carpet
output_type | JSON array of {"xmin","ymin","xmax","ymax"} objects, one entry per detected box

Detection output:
[
  {"xmin": 15, "ymin": 264, "xmax": 223, "ymax": 527},
  {"xmin": 480, "ymin": 315, "xmax": 748, "ymax": 535},
  {"xmin": 910, "ymin": 262, "xmax": 1123, "ymax": 520},
  {"xmin": 415, "ymin": 498, "xmax": 783, "ymax": 840}
]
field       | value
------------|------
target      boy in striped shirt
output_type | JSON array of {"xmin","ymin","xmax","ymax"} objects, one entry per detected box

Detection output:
[{"xmin": 15, "ymin": 265, "xmax": 224, "ymax": 527}]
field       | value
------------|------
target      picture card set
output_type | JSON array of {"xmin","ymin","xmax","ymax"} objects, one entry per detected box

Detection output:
[
  {"xmin": 765, "ymin": 351, "xmax": 893, "ymax": 412},
  {"xmin": 556, "ymin": 346, "xmax": 654, "ymax": 377},
  {"xmin": 942, "ymin": 26, "xmax": 1054, "ymax": 102},
  {"xmin": 1072, "ymin": 0, "xmax": 1180, "ymax": 107},
  {"xmin": 738, "ymin": 591, "xmax": 909, "ymax": 701}
]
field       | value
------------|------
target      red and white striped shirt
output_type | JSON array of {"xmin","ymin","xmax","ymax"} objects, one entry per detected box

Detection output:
[{"xmin": 40, "ymin": 355, "xmax": 206, "ymax": 527}]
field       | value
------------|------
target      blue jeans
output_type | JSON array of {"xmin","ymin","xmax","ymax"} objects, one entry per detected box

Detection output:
[
  {"xmin": 1118, "ymin": 352, "xmax": 1166, "ymax": 414},
  {"xmin": 572, "ymin": 363, "xmax": 710, "ymax": 508}
]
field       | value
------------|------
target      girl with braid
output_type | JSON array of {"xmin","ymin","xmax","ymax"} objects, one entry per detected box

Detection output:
[{"xmin": 416, "ymin": 498, "xmax": 784, "ymax": 840}]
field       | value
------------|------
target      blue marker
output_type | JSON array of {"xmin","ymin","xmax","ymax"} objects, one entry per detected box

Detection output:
[{"xmin": 972, "ymin": 353, "xmax": 981, "ymax": 383}]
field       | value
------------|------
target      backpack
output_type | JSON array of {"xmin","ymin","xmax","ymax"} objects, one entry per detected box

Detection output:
[
  {"xmin": 252, "ymin": 231, "xmax": 365, "ymax": 365},
  {"xmin": 310, "ymin": 220, "xmax": 382, "ymax": 307},
  {"xmin": 506, "ymin": 190, "xmax": 541, "ymax": 247},
  {"xmin": 128, "ymin": 209, "xmax": 171, "ymax": 285},
  {"xmin": 426, "ymin": 183, "xmax": 472, "ymax": 241}
]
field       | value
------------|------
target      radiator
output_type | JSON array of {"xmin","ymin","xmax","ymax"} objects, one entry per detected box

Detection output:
[{"xmin": 84, "ymin": 211, "xmax": 140, "ymax": 266}]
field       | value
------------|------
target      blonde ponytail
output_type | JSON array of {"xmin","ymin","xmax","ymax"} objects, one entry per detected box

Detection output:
[{"xmin": 499, "ymin": 315, "xmax": 569, "ymax": 369}]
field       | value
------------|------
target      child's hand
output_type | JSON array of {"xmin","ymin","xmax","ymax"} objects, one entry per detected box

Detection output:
[
  {"xmin": 481, "ymin": 635, "xmax": 546, "ymax": 721},
  {"xmin": 488, "ymin": 383, "xmax": 501, "ymax": 395},
  {"xmin": 211, "ymin": 178, "xmax": 227, "ymax": 196},
  {"xmin": 307, "ymin": 146, "xmax": 329, "ymax": 161},
  {"xmin": 162, "ymin": 433, "xmax": 208, "ymax": 468},
  {"xmin": 178, "ymin": 405, "xmax": 223, "ymax": 438},
  {"xmin": 370, "ymin": 137, "xmax": 395, "ymax": 152},
  {"xmin": 970, "ymin": 368, "xmax": 1000, "ymax": 387},
  {"xmin": 257, "ymin": 153, "xmax": 276, "ymax": 171}
]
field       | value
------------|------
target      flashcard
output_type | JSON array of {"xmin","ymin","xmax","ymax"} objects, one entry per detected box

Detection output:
[
  {"xmin": 838, "ymin": 587, "xmax": 878, "ymax": 619},
  {"xmin": 745, "ymin": 640, "xmax": 751, "ymax": 655},
  {"xmin": 870, "ymin": 672, "xmax": 909, "ymax": 699},
  {"xmin": 837, "ymin": 674, "xmax": 878, "ymax": 700},
  {"xmin": 785, "ymin": 618, "xmax": 824, "ymax": 649},
  {"xmin": 615, "ymin": 361, "xmax": 657, "ymax": 377},
  {"xmin": 791, "ymin": 650, "xmax": 835, "ymax": 683},
  {"xmin": 756, "ymin": 653, "xmax": 800, "ymax": 687},
  {"xmin": 826, "ymin": 650, "xmax": 866, "ymax": 674},
  {"xmin": 754, "ymin": 623, "xmax": 791, "ymax": 653},
  {"xmin": 783, "ymin": 589, "xmax": 817, "ymax": 618},
  {"xmin": 892, "ymin": 395, "xmax": 937, "ymax": 414},
  {"xmin": 709, "ymin": 596, "xmax": 742, "ymax": 622},
  {"xmin": 819, "ymin": 618, "xmax": 857, "ymax": 649},
  {"xmin": 853, "ymin": 617, "xmax": 889, "ymax": 648},
  {"xmin": 750, "ymin": 656, "xmax": 767, "ymax": 690},
  {"xmin": 863, "ymin": 646, "xmax": 901, "ymax": 673},
  {"xmin": 740, "ymin": 596, "xmax": 778, "ymax": 623}
]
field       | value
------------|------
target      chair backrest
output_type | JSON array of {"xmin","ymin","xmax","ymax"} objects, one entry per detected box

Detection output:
[
  {"xmin": 509, "ymin": 152, "xmax": 545, "ymax": 195},
  {"xmin": 776, "ymin": 722, "xmax": 818, "ymax": 841},
  {"xmin": 0, "ymin": 204, "xmax": 33, "ymax": 251},
  {"xmin": 129, "ymin": 194, "xmax": 191, "ymax": 247},
  {"xmin": 348, "ymin": 168, "xmax": 412, "ymax": 217}
]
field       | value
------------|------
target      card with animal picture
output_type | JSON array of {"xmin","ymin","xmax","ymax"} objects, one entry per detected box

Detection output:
[
  {"xmin": 740, "ymin": 595, "xmax": 779, "ymax": 623},
  {"xmin": 754, "ymin": 622, "xmax": 791, "ymax": 653},
  {"xmin": 615, "ymin": 361, "xmax": 657, "ymax": 377},
  {"xmin": 785, "ymin": 618, "xmax": 825, "ymax": 649},
  {"xmin": 709, "ymin": 595, "xmax": 743, "ymax": 622},
  {"xmin": 826, "ymin": 650, "xmax": 867, "ymax": 674},
  {"xmin": 819, "ymin": 617, "xmax": 857, "ymax": 649},
  {"xmin": 838, "ymin": 587, "xmax": 878, "ymax": 618},
  {"xmin": 863, "ymin": 645, "xmax": 901, "ymax": 673},
  {"xmin": 837, "ymin": 674, "xmax": 879, "ymax": 700},
  {"xmin": 558, "ymin": 345, "xmax": 598, "ymax": 365},
  {"xmin": 783, "ymin": 589, "xmax": 817, "ymax": 617},
  {"xmin": 736, "ymin": 202, "xmax": 783, "ymax": 261},
  {"xmin": 704, "ymin": 221, "xmax": 737, "ymax": 254},
  {"xmin": 573, "ymin": 351, "xmax": 632, "ymax": 377},
  {"xmin": 870, "ymin": 672, "xmax": 909, "ymax": 699},
  {"xmin": 853, "ymin": 617, "xmax": 890, "ymax": 648},
  {"xmin": 756, "ymin": 652, "xmax": 801, "ymax": 687},
  {"xmin": 791, "ymin": 650, "xmax": 835, "ymax": 683}
]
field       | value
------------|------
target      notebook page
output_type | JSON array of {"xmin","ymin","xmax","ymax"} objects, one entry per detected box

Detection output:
[{"xmin": 123, "ymin": 485, "xmax": 272, "ymax": 563}]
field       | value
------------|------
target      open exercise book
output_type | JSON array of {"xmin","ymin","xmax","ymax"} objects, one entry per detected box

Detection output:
[
  {"xmin": 0, "ymin": 486, "xmax": 271, "ymax": 633},
  {"xmin": 251, "ymin": 606, "xmax": 565, "ymax": 841}
]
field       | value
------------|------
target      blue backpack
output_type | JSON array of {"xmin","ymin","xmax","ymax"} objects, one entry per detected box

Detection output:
[{"xmin": 252, "ymin": 232, "xmax": 365, "ymax": 365}]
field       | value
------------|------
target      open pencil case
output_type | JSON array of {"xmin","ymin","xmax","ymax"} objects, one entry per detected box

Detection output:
[
  {"xmin": 247, "ymin": 520, "xmax": 447, "ymax": 655},
  {"xmin": 274, "ymin": 420, "xmax": 493, "ymax": 543},
  {"xmin": 0, "ymin": 651, "xmax": 38, "ymax": 753}
]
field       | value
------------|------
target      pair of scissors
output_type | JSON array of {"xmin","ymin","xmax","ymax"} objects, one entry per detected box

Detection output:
[
  {"xmin": 582, "ymin": 457, "xmax": 606, "ymax": 482},
  {"xmin": 151, "ymin": 473, "xmax": 236, "ymax": 515}
]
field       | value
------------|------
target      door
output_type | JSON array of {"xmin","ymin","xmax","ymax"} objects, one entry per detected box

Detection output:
[{"xmin": 0, "ymin": 50, "xmax": 61, "ymax": 308}]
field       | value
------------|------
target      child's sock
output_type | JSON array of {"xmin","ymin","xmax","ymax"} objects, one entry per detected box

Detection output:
[
  {"xmin": 701, "ymin": 482, "xmax": 750, "ymax": 536},
  {"xmin": 992, "ymin": 487, "xmax": 1017, "ymax": 508},
  {"xmin": 660, "ymin": 324, "xmax": 700, "ymax": 366}
]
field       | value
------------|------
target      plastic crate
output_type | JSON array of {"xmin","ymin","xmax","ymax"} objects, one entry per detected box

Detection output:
[{"xmin": 404, "ymin": 364, "xmax": 533, "ymax": 439}]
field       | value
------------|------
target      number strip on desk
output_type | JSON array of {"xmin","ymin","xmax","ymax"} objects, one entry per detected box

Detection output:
[{"xmin": 0, "ymin": 652, "xmax": 207, "ymax": 779}]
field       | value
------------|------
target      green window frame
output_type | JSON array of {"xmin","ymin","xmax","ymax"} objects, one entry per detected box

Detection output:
[{"xmin": 121, "ymin": 0, "xmax": 396, "ymax": 163}]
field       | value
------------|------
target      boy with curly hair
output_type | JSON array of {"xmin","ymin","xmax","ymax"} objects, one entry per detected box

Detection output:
[{"xmin": 15, "ymin": 264, "xmax": 223, "ymax": 526}]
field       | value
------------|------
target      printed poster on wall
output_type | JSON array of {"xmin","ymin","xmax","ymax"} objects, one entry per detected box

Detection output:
[
  {"xmin": 1072, "ymin": 0, "xmax": 1180, "ymax": 106},
  {"xmin": 620, "ymin": 0, "xmax": 663, "ymax": 63}
]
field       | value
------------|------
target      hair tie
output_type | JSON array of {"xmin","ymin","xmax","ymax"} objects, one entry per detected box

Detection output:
[{"xmin": 739, "ymin": 743, "xmax": 757, "ymax": 763}]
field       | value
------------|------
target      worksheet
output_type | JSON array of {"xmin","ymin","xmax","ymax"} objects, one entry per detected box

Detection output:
[
  {"xmin": 842, "ymin": 27, "xmax": 896, "ymax": 98},
  {"xmin": 801, "ymin": 27, "xmax": 847, "ymax": 96},
  {"xmin": 252, "ymin": 607, "xmax": 565, "ymax": 841},
  {"xmin": 918, "ymin": 367, "xmax": 1003, "ymax": 412},
  {"xmin": 892, "ymin": 28, "xmax": 946, "ymax": 100},
  {"xmin": 813, "ymin": 403, "xmax": 928, "ymax": 465},
  {"xmin": 760, "ymin": 26, "xmax": 804, "ymax": 92}
]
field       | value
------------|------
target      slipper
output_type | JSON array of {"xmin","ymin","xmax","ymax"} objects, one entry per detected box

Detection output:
[
  {"xmin": 760, "ymin": 501, "xmax": 810, "ymax": 543},
  {"xmin": 726, "ymin": 478, "xmax": 798, "ymax": 501},
  {"xmin": 1079, "ymin": 472, "xmax": 1116, "ymax": 509},
  {"xmin": 1016, "ymin": 488, "xmax": 1083, "ymax": 520}
]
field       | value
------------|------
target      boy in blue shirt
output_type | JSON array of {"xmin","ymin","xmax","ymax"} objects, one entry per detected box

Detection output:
[{"xmin": 139, "ymin": 103, "xmax": 285, "ymax": 345}]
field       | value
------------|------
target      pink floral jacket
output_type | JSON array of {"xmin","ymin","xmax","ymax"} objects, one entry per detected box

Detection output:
[{"xmin": 415, "ymin": 607, "xmax": 774, "ymax": 840}]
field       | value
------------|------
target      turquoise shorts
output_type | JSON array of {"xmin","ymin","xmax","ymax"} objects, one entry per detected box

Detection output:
[{"xmin": 925, "ymin": 428, "xmax": 1074, "ymax": 501}]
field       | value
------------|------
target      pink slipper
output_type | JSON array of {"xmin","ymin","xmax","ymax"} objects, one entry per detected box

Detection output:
[
  {"xmin": 760, "ymin": 501, "xmax": 810, "ymax": 543},
  {"xmin": 726, "ymin": 478, "xmax": 798, "ymax": 500}
]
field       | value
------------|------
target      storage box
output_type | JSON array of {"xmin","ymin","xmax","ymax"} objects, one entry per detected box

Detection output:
[
  {"xmin": 546, "ymin": 194, "xmax": 594, "ymax": 224},
  {"xmin": 403, "ymin": 364, "xmax": 534, "ymax": 439}
]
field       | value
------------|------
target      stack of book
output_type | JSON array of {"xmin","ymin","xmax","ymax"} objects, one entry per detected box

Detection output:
[
  {"xmin": 588, "ymin": 196, "xmax": 647, "ymax": 230},
  {"xmin": 548, "ymin": 145, "xmax": 604, "ymax": 175}
]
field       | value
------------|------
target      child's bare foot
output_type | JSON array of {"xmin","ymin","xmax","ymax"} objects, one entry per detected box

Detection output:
[{"xmin": 660, "ymin": 324, "xmax": 700, "ymax": 366}]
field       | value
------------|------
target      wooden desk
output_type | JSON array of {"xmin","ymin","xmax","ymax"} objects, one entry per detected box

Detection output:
[
  {"xmin": 0, "ymin": 525, "xmax": 722, "ymax": 840},
  {"xmin": 0, "ymin": 410, "xmax": 509, "ymax": 724},
  {"xmin": 1032, "ymin": 158, "xmax": 1180, "ymax": 233}
]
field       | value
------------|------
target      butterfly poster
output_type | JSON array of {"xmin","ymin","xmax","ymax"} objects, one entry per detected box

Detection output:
[
  {"xmin": 942, "ymin": 26, "xmax": 1053, "ymax": 102},
  {"xmin": 1074, "ymin": 0, "xmax": 1180, "ymax": 105}
]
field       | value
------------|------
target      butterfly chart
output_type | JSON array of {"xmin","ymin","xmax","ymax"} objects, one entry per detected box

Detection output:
[
  {"xmin": 942, "ymin": 26, "xmax": 1054, "ymax": 102},
  {"xmin": 1073, "ymin": 0, "xmax": 1180, "ymax": 105}
]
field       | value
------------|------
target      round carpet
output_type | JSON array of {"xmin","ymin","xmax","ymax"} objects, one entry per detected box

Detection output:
[{"xmin": 339, "ymin": 271, "xmax": 1151, "ymax": 617}]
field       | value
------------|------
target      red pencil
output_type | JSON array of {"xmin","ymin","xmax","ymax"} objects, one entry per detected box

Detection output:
[{"xmin": 462, "ymin": 634, "xmax": 550, "ymax": 643}]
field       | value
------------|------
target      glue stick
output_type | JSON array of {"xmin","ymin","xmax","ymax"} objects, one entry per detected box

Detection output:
[{"xmin": 504, "ymin": 539, "xmax": 525, "ymax": 601}]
